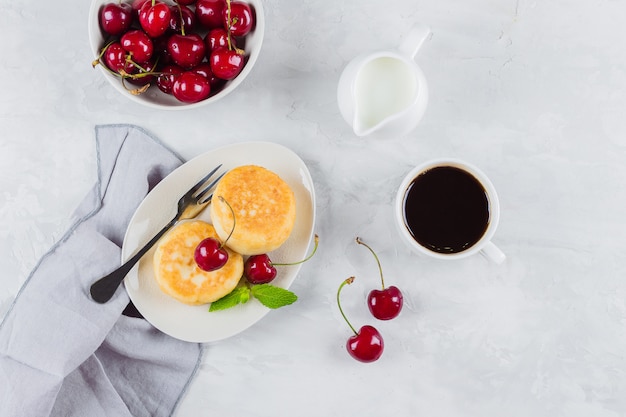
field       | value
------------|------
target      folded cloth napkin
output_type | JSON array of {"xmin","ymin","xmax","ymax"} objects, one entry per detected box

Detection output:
[{"xmin": 0, "ymin": 124, "xmax": 203, "ymax": 417}]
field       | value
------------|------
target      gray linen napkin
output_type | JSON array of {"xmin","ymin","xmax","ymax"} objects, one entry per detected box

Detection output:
[{"xmin": 0, "ymin": 124, "xmax": 203, "ymax": 417}]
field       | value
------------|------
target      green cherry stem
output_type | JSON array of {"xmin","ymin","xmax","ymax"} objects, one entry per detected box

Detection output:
[
  {"xmin": 337, "ymin": 277, "xmax": 358, "ymax": 336},
  {"xmin": 271, "ymin": 234, "xmax": 319, "ymax": 267},
  {"xmin": 224, "ymin": 0, "xmax": 244, "ymax": 54},
  {"xmin": 175, "ymin": 1, "xmax": 186, "ymax": 36},
  {"xmin": 225, "ymin": 0, "xmax": 233, "ymax": 51},
  {"xmin": 356, "ymin": 237, "xmax": 386, "ymax": 290},
  {"xmin": 125, "ymin": 57, "xmax": 151, "ymax": 73}
]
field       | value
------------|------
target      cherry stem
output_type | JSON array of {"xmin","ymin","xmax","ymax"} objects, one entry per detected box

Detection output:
[
  {"xmin": 126, "ymin": 56, "xmax": 150, "ymax": 73},
  {"xmin": 337, "ymin": 277, "xmax": 358, "ymax": 335},
  {"xmin": 225, "ymin": 0, "xmax": 233, "ymax": 51},
  {"xmin": 218, "ymin": 196, "xmax": 236, "ymax": 249},
  {"xmin": 119, "ymin": 75, "xmax": 150, "ymax": 95},
  {"xmin": 271, "ymin": 234, "xmax": 319, "ymax": 267},
  {"xmin": 175, "ymin": 2, "xmax": 185, "ymax": 36},
  {"xmin": 223, "ymin": 0, "xmax": 244, "ymax": 55},
  {"xmin": 355, "ymin": 237, "xmax": 386, "ymax": 290}
]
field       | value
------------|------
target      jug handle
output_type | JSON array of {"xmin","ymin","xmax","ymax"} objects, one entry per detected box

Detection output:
[{"xmin": 398, "ymin": 24, "xmax": 431, "ymax": 59}]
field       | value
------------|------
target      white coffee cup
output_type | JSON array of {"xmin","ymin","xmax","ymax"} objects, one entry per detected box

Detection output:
[{"xmin": 394, "ymin": 158, "xmax": 505, "ymax": 263}]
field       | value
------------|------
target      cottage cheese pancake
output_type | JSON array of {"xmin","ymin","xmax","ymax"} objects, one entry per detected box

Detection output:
[
  {"xmin": 210, "ymin": 165, "xmax": 296, "ymax": 255},
  {"xmin": 153, "ymin": 220, "xmax": 243, "ymax": 305}
]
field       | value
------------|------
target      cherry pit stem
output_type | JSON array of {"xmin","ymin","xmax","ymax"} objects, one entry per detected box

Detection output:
[
  {"xmin": 337, "ymin": 277, "xmax": 358, "ymax": 335},
  {"xmin": 356, "ymin": 237, "xmax": 386, "ymax": 290},
  {"xmin": 271, "ymin": 234, "xmax": 319, "ymax": 267}
]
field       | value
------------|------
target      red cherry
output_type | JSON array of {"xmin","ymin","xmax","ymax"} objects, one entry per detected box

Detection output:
[
  {"xmin": 194, "ymin": 237, "xmax": 228, "ymax": 271},
  {"xmin": 139, "ymin": 0, "xmax": 171, "ymax": 38},
  {"xmin": 210, "ymin": 48, "xmax": 244, "ymax": 80},
  {"xmin": 244, "ymin": 254, "xmax": 277, "ymax": 284},
  {"xmin": 243, "ymin": 235, "xmax": 319, "ymax": 285},
  {"xmin": 356, "ymin": 237, "xmax": 404, "ymax": 320},
  {"xmin": 100, "ymin": 3, "xmax": 133, "ymax": 35},
  {"xmin": 103, "ymin": 42, "xmax": 135, "ymax": 74},
  {"xmin": 337, "ymin": 277, "xmax": 384, "ymax": 363},
  {"xmin": 367, "ymin": 286, "xmax": 404, "ymax": 321},
  {"xmin": 195, "ymin": 0, "xmax": 226, "ymax": 29},
  {"xmin": 120, "ymin": 29, "xmax": 153, "ymax": 63},
  {"xmin": 167, "ymin": 33, "xmax": 206, "ymax": 69},
  {"xmin": 223, "ymin": 1, "xmax": 254, "ymax": 37},
  {"xmin": 172, "ymin": 71, "xmax": 211, "ymax": 103},
  {"xmin": 205, "ymin": 28, "xmax": 232, "ymax": 54},
  {"xmin": 156, "ymin": 64, "xmax": 183, "ymax": 94},
  {"xmin": 168, "ymin": 4, "xmax": 196, "ymax": 33},
  {"xmin": 347, "ymin": 325, "xmax": 384, "ymax": 363},
  {"xmin": 175, "ymin": 0, "xmax": 197, "ymax": 6},
  {"xmin": 192, "ymin": 62, "xmax": 226, "ymax": 91}
]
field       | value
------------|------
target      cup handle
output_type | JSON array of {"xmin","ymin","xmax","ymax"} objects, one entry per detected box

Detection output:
[
  {"xmin": 480, "ymin": 241, "xmax": 506, "ymax": 264},
  {"xmin": 398, "ymin": 24, "xmax": 431, "ymax": 59}
]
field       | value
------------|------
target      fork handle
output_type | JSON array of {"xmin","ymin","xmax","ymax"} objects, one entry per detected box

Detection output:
[{"xmin": 90, "ymin": 217, "xmax": 178, "ymax": 304}]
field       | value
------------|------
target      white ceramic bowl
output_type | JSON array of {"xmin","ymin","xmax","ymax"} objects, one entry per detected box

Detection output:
[{"xmin": 88, "ymin": 0, "xmax": 265, "ymax": 110}]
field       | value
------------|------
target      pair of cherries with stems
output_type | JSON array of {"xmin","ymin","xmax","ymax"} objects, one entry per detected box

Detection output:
[
  {"xmin": 194, "ymin": 196, "xmax": 318, "ymax": 312},
  {"xmin": 337, "ymin": 237, "xmax": 404, "ymax": 363},
  {"xmin": 194, "ymin": 196, "xmax": 319, "ymax": 285},
  {"xmin": 196, "ymin": 230, "xmax": 320, "ymax": 283}
]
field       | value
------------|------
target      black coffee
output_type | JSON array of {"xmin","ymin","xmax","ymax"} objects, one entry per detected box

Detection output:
[{"xmin": 402, "ymin": 166, "xmax": 490, "ymax": 254}]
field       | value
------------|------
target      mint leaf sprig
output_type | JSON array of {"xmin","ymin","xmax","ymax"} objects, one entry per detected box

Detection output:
[{"xmin": 209, "ymin": 283, "xmax": 297, "ymax": 312}]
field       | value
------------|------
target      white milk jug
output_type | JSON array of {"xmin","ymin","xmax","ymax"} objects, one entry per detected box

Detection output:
[{"xmin": 337, "ymin": 24, "xmax": 431, "ymax": 137}]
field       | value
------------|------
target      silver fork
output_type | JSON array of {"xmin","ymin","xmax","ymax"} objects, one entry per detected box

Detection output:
[{"xmin": 90, "ymin": 164, "xmax": 225, "ymax": 304}]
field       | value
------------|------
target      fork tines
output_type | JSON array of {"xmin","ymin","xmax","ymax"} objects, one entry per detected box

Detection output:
[
  {"xmin": 197, "ymin": 171, "xmax": 226, "ymax": 204},
  {"xmin": 187, "ymin": 164, "xmax": 223, "ymax": 196}
]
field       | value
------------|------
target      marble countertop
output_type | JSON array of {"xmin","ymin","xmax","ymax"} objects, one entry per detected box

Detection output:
[{"xmin": 2, "ymin": 0, "xmax": 626, "ymax": 415}]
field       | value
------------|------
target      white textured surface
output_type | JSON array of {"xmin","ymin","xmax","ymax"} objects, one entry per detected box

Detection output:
[{"xmin": 2, "ymin": 0, "xmax": 626, "ymax": 416}]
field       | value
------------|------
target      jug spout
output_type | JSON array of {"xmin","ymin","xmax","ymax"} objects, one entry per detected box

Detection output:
[
  {"xmin": 352, "ymin": 113, "xmax": 382, "ymax": 137},
  {"xmin": 352, "ymin": 103, "xmax": 411, "ymax": 137}
]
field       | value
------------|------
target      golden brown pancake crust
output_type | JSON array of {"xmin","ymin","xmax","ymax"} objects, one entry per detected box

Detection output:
[
  {"xmin": 210, "ymin": 165, "xmax": 296, "ymax": 255},
  {"xmin": 153, "ymin": 220, "xmax": 243, "ymax": 305}
]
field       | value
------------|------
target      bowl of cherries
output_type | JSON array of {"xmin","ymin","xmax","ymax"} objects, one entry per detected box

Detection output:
[{"xmin": 88, "ymin": 0, "xmax": 264, "ymax": 109}]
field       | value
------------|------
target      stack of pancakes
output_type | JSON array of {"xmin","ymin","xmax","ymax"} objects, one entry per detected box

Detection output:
[{"xmin": 153, "ymin": 165, "xmax": 296, "ymax": 305}]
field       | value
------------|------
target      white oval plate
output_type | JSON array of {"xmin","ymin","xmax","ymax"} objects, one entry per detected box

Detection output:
[{"xmin": 122, "ymin": 142, "xmax": 316, "ymax": 343}]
